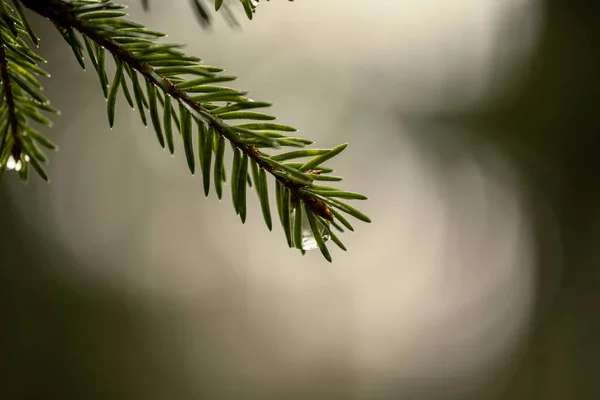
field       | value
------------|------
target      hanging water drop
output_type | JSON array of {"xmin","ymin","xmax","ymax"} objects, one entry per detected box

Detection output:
[
  {"xmin": 290, "ymin": 206, "xmax": 330, "ymax": 251},
  {"xmin": 3, "ymin": 155, "xmax": 29, "ymax": 172}
]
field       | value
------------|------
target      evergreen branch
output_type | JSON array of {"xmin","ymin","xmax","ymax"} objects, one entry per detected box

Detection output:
[
  {"xmin": 1, "ymin": 0, "xmax": 56, "ymax": 181},
  {"xmin": 0, "ymin": 23, "xmax": 20, "ymax": 165},
  {"xmin": 7, "ymin": 0, "xmax": 369, "ymax": 261}
]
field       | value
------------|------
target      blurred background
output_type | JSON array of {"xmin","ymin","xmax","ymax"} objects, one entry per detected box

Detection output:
[{"xmin": 1, "ymin": 0, "xmax": 599, "ymax": 398}]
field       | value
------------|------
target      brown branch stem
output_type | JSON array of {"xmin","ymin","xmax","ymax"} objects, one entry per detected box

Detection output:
[{"xmin": 20, "ymin": 0, "xmax": 333, "ymax": 220}]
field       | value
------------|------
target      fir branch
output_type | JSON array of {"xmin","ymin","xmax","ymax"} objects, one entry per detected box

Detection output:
[
  {"xmin": 0, "ymin": 28, "xmax": 20, "ymax": 161},
  {"xmin": 0, "ymin": 0, "xmax": 55, "ymax": 180},
  {"xmin": 5, "ymin": 0, "xmax": 369, "ymax": 261}
]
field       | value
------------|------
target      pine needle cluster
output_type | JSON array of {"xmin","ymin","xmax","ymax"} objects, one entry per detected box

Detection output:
[{"xmin": 0, "ymin": 0, "xmax": 370, "ymax": 261}]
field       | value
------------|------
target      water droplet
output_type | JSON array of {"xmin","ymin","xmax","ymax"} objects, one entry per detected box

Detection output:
[
  {"xmin": 250, "ymin": 0, "xmax": 260, "ymax": 7},
  {"xmin": 3, "ymin": 155, "xmax": 28, "ymax": 172},
  {"xmin": 290, "ymin": 206, "xmax": 330, "ymax": 251},
  {"xmin": 6, "ymin": 156, "xmax": 18, "ymax": 171}
]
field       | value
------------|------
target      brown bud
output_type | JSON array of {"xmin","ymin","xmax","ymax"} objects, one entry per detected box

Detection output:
[{"xmin": 305, "ymin": 196, "xmax": 334, "ymax": 221}]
